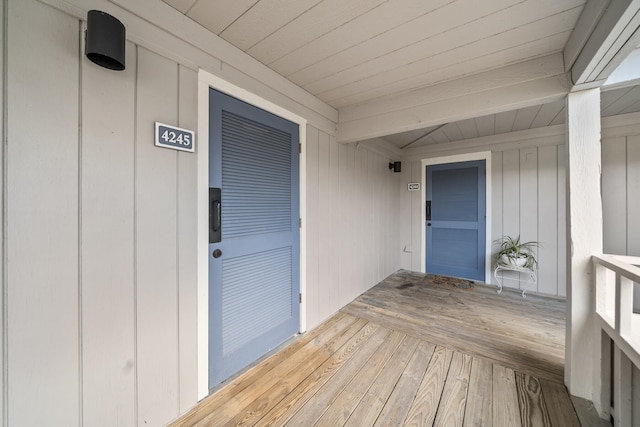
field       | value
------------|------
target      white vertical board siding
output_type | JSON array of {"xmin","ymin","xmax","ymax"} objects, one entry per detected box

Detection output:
[
  {"xmin": 537, "ymin": 146, "xmax": 559, "ymax": 296},
  {"xmin": 81, "ymin": 41, "xmax": 137, "ymax": 426},
  {"xmin": 305, "ymin": 126, "xmax": 320, "ymax": 326},
  {"xmin": 520, "ymin": 148, "xmax": 538, "ymax": 293},
  {"xmin": 7, "ymin": 1, "xmax": 80, "ymax": 425},
  {"xmin": 305, "ymin": 128, "xmax": 401, "ymax": 329},
  {"xmin": 627, "ymin": 136, "xmax": 640, "ymax": 256},
  {"xmin": 602, "ymin": 137, "xmax": 628, "ymax": 255},
  {"xmin": 177, "ymin": 65, "xmax": 199, "ymax": 413},
  {"xmin": 135, "ymin": 47, "xmax": 180, "ymax": 426},
  {"xmin": 0, "ymin": 1, "xmax": 4, "ymax": 423}
]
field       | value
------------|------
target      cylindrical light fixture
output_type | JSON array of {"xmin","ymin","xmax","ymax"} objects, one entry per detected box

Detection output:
[{"xmin": 85, "ymin": 10, "xmax": 126, "ymax": 71}]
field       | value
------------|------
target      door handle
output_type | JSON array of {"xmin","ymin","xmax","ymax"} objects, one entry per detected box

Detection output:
[
  {"xmin": 426, "ymin": 201, "xmax": 432, "ymax": 220},
  {"xmin": 209, "ymin": 188, "xmax": 221, "ymax": 243}
]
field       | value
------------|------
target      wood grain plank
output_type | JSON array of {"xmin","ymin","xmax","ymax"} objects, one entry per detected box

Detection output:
[
  {"xmin": 373, "ymin": 341, "xmax": 436, "ymax": 426},
  {"xmin": 311, "ymin": 330, "xmax": 405, "ymax": 426},
  {"xmin": 463, "ymin": 358, "xmax": 493, "ymax": 427},
  {"xmin": 254, "ymin": 322, "xmax": 381, "ymax": 427},
  {"xmin": 434, "ymin": 352, "xmax": 473, "ymax": 427},
  {"xmin": 515, "ymin": 372, "xmax": 552, "ymax": 427},
  {"xmin": 213, "ymin": 317, "xmax": 370, "ymax": 427},
  {"xmin": 539, "ymin": 379, "xmax": 580, "ymax": 427},
  {"xmin": 284, "ymin": 326, "xmax": 392, "ymax": 426},
  {"xmin": 345, "ymin": 336, "xmax": 421, "ymax": 426},
  {"xmin": 404, "ymin": 345, "xmax": 454, "ymax": 426},
  {"xmin": 556, "ymin": 146, "xmax": 567, "ymax": 297},
  {"xmin": 493, "ymin": 365, "xmax": 522, "ymax": 427},
  {"xmin": 172, "ymin": 312, "xmax": 358, "ymax": 426}
]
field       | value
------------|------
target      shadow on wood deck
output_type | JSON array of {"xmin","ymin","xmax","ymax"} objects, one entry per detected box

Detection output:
[{"xmin": 172, "ymin": 269, "xmax": 581, "ymax": 426}]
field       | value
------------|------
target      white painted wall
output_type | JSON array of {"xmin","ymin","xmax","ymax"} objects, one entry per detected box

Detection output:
[
  {"xmin": 305, "ymin": 131, "xmax": 402, "ymax": 327},
  {"xmin": 400, "ymin": 111, "xmax": 640, "ymax": 299},
  {"xmin": 1, "ymin": 0, "xmax": 402, "ymax": 426},
  {"xmin": 400, "ymin": 127, "xmax": 568, "ymax": 296},
  {"xmin": 601, "ymin": 118, "xmax": 640, "ymax": 313}
]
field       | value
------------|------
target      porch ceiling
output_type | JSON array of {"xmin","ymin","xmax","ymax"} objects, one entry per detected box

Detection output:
[
  {"xmin": 163, "ymin": 0, "xmax": 586, "ymax": 110},
  {"xmin": 380, "ymin": 83, "xmax": 640, "ymax": 149}
]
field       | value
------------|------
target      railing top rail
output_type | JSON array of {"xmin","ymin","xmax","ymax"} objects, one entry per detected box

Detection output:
[{"xmin": 592, "ymin": 254, "xmax": 640, "ymax": 283}]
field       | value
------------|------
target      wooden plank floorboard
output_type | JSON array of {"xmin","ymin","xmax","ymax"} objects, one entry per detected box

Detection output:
[
  {"xmin": 171, "ymin": 271, "xmax": 580, "ymax": 427},
  {"xmin": 343, "ymin": 336, "xmax": 420, "ymax": 427},
  {"xmin": 433, "ymin": 351, "xmax": 473, "ymax": 427},
  {"xmin": 463, "ymin": 357, "xmax": 493, "ymax": 427},
  {"xmin": 373, "ymin": 341, "xmax": 436, "ymax": 426},
  {"xmin": 313, "ymin": 330, "xmax": 405, "ymax": 426},
  {"xmin": 403, "ymin": 345, "xmax": 454, "ymax": 426},
  {"xmin": 515, "ymin": 372, "xmax": 552, "ymax": 427}
]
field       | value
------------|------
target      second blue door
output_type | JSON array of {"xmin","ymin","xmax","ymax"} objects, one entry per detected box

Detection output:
[{"xmin": 426, "ymin": 160, "xmax": 486, "ymax": 281}]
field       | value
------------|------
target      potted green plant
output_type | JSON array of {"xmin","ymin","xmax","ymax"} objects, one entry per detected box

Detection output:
[{"xmin": 494, "ymin": 235, "xmax": 540, "ymax": 269}]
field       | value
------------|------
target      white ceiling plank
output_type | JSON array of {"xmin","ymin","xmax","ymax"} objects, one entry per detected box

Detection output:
[
  {"xmin": 294, "ymin": 0, "xmax": 581, "ymax": 92},
  {"xmin": 269, "ymin": 0, "xmax": 453, "ymax": 77},
  {"xmin": 288, "ymin": 0, "xmax": 531, "ymax": 88},
  {"xmin": 563, "ymin": 0, "xmax": 609, "ymax": 71},
  {"xmin": 311, "ymin": 8, "xmax": 579, "ymax": 102},
  {"xmin": 511, "ymin": 104, "xmax": 542, "ymax": 131},
  {"xmin": 494, "ymin": 110, "xmax": 518, "ymax": 134},
  {"xmin": 339, "ymin": 54, "xmax": 564, "ymax": 124},
  {"xmin": 162, "ymin": 0, "xmax": 198, "ymax": 14},
  {"xmin": 246, "ymin": 0, "xmax": 387, "ymax": 64},
  {"xmin": 475, "ymin": 115, "xmax": 496, "ymax": 137},
  {"xmin": 337, "ymin": 75, "xmax": 570, "ymax": 143},
  {"xmin": 549, "ymin": 106, "xmax": 567, "ymax": 125},
  {"xmin": 571, "ymin": 0, "xmax": 640, "ymax": 85},
  {"xmin": 219, "ymin": 0, "xmax": 323, "ymax": 52},
  {"xmin": 600, "ymin": 86, "xmax": 631, "ymax": 110},
  {"xmin": 430, "ymin": 128, "xmax": 450, "ymax": 144},
  {"xmin": 530, "ymin": 99, "xmax": 565, "ymax": 128},
  {"xmin": 602, "ymin": 85, "xmax": 640, "ymax": 115},
  {"xmin": 618, "ymin": 97, "xmax": 640, "ymax": 114},
  {"xmin": 187, "ymin": 0, "xmax": 258, "ymax": 35},
  {"xmin": 456, "ymin": 119, "xmax": 479, "ymax": 140},
  {"xmin": 441, "ymin": 123, "xmax": 464, "ymax": 142},
  {"xmin": 330, "ymin": 32, "xmax": 568, "ymax": 109}
]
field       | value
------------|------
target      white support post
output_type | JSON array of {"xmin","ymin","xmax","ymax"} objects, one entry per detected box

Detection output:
[{"xmin": 565, "ymin": 88, "xmax": 603, "ymax": 400}]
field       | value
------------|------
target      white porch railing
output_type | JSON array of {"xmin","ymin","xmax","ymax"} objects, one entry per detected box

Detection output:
[{"xmin": 592, "ymin": 254, "xmax": 640, "ymax": 426}]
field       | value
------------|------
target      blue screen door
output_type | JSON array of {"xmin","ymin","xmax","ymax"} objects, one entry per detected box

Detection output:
[
  {"xmin": 426, "ymin": 160, "xmax": 486, "ymax": 281},
  {"xmin": 208, "ymin": 89, "xmax": 300, "ymax": 388}
]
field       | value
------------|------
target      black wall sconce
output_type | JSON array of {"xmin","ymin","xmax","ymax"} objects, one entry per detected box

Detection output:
[
  {"xmin": 389, "ymin": 161, "xmax": 401, "ymax": 173},
  {"xmin": 85, "ymin": 10, "xmax": 126, "ymax": 71}
]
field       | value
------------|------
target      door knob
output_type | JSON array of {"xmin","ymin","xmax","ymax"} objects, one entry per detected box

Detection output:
[
  {"xmin": 212, "ymin": 249, "xmax": 222, "ymax": 258},
  {"xmin": 427, "ymin": 223, "xmax": 431, "ymax": 227}
]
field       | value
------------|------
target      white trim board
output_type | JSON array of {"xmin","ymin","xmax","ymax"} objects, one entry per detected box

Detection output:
[
  {"xmin": 197, "ymin": 69, "xmax": 308, "ymax": 400},
  {"xmin": 421, "ymin": 152, "xmax": 493, "ymax": 283}
]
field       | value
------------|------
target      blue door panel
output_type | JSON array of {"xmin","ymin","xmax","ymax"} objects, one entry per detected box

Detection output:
[
  {"xmin": 426, "ymin": 161, "xmax": 486, "ymax": 281},
  {"xmin": 209, "ymin": 89, "xmax": 300, "ymax": 388}
]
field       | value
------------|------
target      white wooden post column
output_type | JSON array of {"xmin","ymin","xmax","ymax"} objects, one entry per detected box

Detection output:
[{"xmin": 565, "ymin": 88, "xmax": 603, "ymax": 399}]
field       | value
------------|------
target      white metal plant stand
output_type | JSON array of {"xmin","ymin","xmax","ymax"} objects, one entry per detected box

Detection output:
[{"xmin": 493, "ymin": 263, "xmax": 537, "ymax": 298}]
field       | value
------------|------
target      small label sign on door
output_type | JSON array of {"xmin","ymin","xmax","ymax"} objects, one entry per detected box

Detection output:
[{"xmin": 155, "ymin": 122, "xmax": 195, "ymax": 152}]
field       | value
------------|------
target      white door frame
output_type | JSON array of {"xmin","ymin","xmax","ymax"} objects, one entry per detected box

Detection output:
[
  {"xmin": 196, "ymin": 69, "xmax": 307, "ymax": 399},
  {"xmin": 421, "ymin": 152, "xmax": 492, "ymax": 282}
]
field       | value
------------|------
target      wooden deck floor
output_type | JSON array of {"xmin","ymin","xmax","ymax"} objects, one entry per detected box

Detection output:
[{"xmin": 172, "ymin": 270, "xmax": 579, "ymax": 426}]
